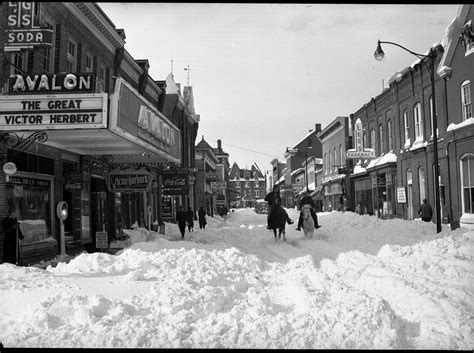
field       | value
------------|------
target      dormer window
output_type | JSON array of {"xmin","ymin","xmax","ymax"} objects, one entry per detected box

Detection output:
[{"xmin": 460, "ymin": 20, "xmax": 474, "ymax": 54}]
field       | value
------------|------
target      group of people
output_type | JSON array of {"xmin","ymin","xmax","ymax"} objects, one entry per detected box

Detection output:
[
  {"xmin": 176, "ymin": 206, "xmax": 208, "ymax": 238},
  {"xmin": 264, "ymin": 184, "xmax": 321, "ymax": 231}
]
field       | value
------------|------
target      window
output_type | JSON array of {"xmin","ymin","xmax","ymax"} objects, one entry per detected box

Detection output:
[
  {"xmin": 339, "ymin": 145, "xmax": 343, "ymax": 167},
  {"xmin": 85, "ymin": 52, "xmax": 93, "ymax": 73},
  {"xmin": 255, "ymin": 190, "xmax": 260, "ymax": 198},
  {"xmin": 328, "ymin": 151, "xmax": 331, "ymax": 175},
  {"xmin": 41, "ymin": 20, "xmax": 54, "ymax": 73},
  {"xmin": 363, "ymin": 132, "xmax": 367, "ymax": 149},
  {"xmin": 245, "ymin": 182, "xmax": 249, "ymax": 188},
  {"xmin": 370, "ymin": 129, "xmax": 375, "ymax": 150},
  {"xmin": 67, "ymin": 38, "xmax": 78, "ymax": 72},
  {"xmin": 414, "ymin": 103, "xmax": 423, "ymax": 139},
  {"xmin": 387, "ymin": 120, "xmax": 393, "ymax": 151},
  {"xmin": 461, "ymin": 81, "xmax": 472, "ymax": 121},
  {"xmin": 254, "ymin": 181, "xmax": 259, "ymax": 188},
  {"xmin": 97, "ymin": 63, "xmax": 106, "ymax": 92},
  {"xmin": 334, "ymin": 147, "xmax": 337, "ymax": 172},
  {"xmin": 418, "ymin": 167, "xmax": 426, "ymax": 204},
  {"xmin": 324, "ymin": 152, "xmax": 328, "ymax": 175},
  {"xmin": 403, "ymin": 110, "xmax": 410, "ymax": 145},
  {"xmin": 378, "ymin": 124, "xmax": 384, "ymax": 154},
  {"xmin": 461, "ymin": 155, "xmax": 474, "ymax": 214},
  {"xmin": 236, "ymin": 182, "xmax": 240, "ymax": 189},
  {"xmin": 10, "ymin": 52, "xmax": 27, "ymax": 75}
]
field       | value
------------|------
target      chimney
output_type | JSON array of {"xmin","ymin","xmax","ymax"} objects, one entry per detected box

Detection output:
[
  {"xmin": 315, "ymin": 123, "xmax": 321, "ymax": 133},
  {"xmin": 217, "ymin": 139, "xmax": 222, "ymax": 151}
]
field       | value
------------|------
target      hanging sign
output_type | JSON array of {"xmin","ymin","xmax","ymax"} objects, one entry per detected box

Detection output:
[
  {"xmin": 109, "ymin": 170, "xmax": 151, "ymax": 192},
  {"xmin": 346, "ymin": 118, "xmax": 376, "ymax": 159},
  {"xmin": 3, "ymin": 162, "xmax": 17, "ymax": 175}
]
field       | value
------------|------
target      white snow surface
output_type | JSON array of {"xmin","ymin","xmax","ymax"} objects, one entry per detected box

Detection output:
[{"xmin": 1, "ymin": 208, "xmax": 473, "ymax": 349}]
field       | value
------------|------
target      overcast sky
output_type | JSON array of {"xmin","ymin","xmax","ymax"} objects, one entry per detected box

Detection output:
[{"xmin": 98, "ymin": 3, "xmax": 460, "ymax": 172}]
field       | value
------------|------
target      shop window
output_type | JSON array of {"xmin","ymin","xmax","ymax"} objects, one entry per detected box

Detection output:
[
  {"xmin": 7, "ymin": 151, "xmax": 54, "ymax": 175},
  {"xmin": 461, "ymin": 154, "xmax": 474, "ymax": 214},
  {"xmin": 461, "ymin": 81, "xmax": 472, "ymax": 121}
]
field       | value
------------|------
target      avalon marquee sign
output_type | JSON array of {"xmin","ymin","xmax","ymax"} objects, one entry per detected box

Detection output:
[{"xmin": 0, "ymin": 93, "xmax": 107, "ymax": 130}]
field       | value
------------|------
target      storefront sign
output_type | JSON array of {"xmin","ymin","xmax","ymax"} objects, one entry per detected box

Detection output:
[
  {"xmin": 95, "ymin": 231, "xmax": 108, "ymax": 249},
  {"xmin": 3, "ymin": 162, "xmax": 17, "ymax": 175},
  {"xmin": 0, "ymin": 93, "xmax": 107, "ymax": 130},
  {"xmin": 6, "ymin": 175, "xmax": 50, "ymax": 187},
  {"xmin": 162, "ymin": 172, "xmax": 189, "ymax": 195},
  {"xmin": 162, "ymin": 196, "xmax": 172, "ymax": 219},
  {"xmin": 9, "ymin": 73, "xmax": 94, "ymax": 94},
  {"xmin": 111, "ymin": 78, "xmax": 181, "ymax": 160},
  {"xmin": 205, "ymin": 172, "xmax": 217, "ymax": 180},
  {"xmin": 397, "ymin": 187, "xmax": 407, "ymax": 203},
  {"xmin": 346, "ymin": 118, "xmax": 376, "ymax": 159},
  {"xmin": 211, "ymin": 181, "xmax": 226, "ymax": 190},
  {"xmin": 346, "ymin": 150, "xmax": 376, "ymax": 159},
  {"xmin": 5, "ymin": 2, "xmax": 53, "ymax": 52},
  {"xmin": 109, "ymin": 171, "xmax": 151, "ymax": 192}
]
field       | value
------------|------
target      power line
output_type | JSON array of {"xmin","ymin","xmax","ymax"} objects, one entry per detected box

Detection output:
[{"xmin": 205, "ymin": 136, "xmax": 281, "ymax": 158}]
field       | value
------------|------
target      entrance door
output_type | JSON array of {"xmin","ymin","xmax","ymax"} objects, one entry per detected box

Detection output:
[
  {"xmin": 407, "ymin": 169, "xmax": 413, "ymax": 220},
  {"xmin": 91, "ymin": 191, "xmax": 107, "ymax": 241}
]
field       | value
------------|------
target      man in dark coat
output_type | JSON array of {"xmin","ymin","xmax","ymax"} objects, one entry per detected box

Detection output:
[
  {"xmin": 264, "ymin": 184, "xmax": 294, "ymax": 229},
  {"xmin": 198, "ymin": 206, "xmax": 207, "ymax": 229},
  {"xmin": 296, "ymin": 191, "xmax": 321, "ymax": 231},
  {"xmin": 176, "ymin": 206, "xmax": 187, "ymax": 238},
  {"xmin": 2, "ymin": 208, "xmax": 24, "ymax": 264},
  {"xmin": 186, "ymin": 206, "xmax": 194, "ymax": 232},
  {"xmin": 418, "ymin": 199, "xmax": 433, "ymax": 222}
]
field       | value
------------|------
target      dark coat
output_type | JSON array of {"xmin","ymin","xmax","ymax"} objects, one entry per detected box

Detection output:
[
  {"xmin": 2, "ymin": 216, "xmax": 24, "ymax": 264},
  {"xmin": 264, "ymin": 190, "xmax": 281, "ymax": 207},
  {"xmin": 186, "ymin": 210, "xmax": 194, "ymax": 225},
  {"xmin": 176, "ymin": 210, "xmax": 187, "ymax": 226},
  {"xmin": 198, "ymin": 208, "xmax": 207, "ymax": 224},
  {"xmin": 419, "ymin": 203, "xmax": 433, "ymax": 220},
  {"xmin": 299, "ymin": 195, "xmax": 315, "ymax": 209}
]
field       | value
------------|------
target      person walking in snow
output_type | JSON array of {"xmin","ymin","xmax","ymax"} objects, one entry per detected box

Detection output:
[
  {"xmin": 186, "ymin": 206, "xmax": 194, "ymax": 232},
  {"xmin": 176, "ymin": 206, "xmax": 187, "ymax": 238},
  {"xmin": 418, "ymin": 199, "xmax": 433, "ymax": 222},
  {"xmin": 198, "ymin": 206, "xmax": 207, "ymax": 229}
]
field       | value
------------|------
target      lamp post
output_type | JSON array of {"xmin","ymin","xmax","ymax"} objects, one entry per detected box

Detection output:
[{"xmin": 374, "ymin": 40, "xmax": 441, "ymax": 233}]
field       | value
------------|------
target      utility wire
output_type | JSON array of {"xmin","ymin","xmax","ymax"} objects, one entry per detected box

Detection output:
[{"xmin": 205, "ymin": 137, "xmax": 281, "ymax": 158}]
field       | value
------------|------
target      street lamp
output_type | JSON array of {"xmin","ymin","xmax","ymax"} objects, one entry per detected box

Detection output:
[{"xmin": 374, "ymin": 40, "xmax": 441, "ymax": 233}]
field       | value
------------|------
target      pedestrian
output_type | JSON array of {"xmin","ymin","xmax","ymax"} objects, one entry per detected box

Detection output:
[
  {"xmin": 176, "ymin": 206, "xmax": 187, "ymax": 238},
  {"xmin": 2, "ymin": 207, "xmax": 24, "ymax": 264},
  {"xmin": 198, "ymin": 206, "xmax": 207, "ymax": 229},
  {"xmin": 296, "ymin": 190, "xmax": 320, "ymax": 231},
  {"xmin": 355, "ymin": 202, "xmax": 367, "ymax": 215},
  {"xmin": 418, "ymin": 199, "xmax": 433, "ymax": 222},
  {"xmin": 186, "ymin": 206, "xmax": 194, "ymax": 232}
]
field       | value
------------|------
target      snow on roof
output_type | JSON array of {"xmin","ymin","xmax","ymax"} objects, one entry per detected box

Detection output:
[
  {"xmin": 291, "ymin": 168, "xmax": 304, "ymax": 176},
  {"xmin": 366, "ymin": 151, "xmax": 398, "ymax": 170}
]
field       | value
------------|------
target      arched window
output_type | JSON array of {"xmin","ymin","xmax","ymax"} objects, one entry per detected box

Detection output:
[
  {"xmin": 387, "ymin": 119, "xmax": 393, "ymax": 151},
  {"xmin": 378, "ymin": 124, "xmax": 384, "ymax": 154},
  {"xmin": 370, "ymin": 128, "xmax": 375, "ymax": 150},
  {"xmin": 418, "ymin": 167, "xmax": 426, "ymax": 204},
  {"xmin": 461, "ymin": 80, "xmax": 472, "ymax": 121},
  {"xmin": 414, "ymin": 103, "xmax": 423, "ymax": 139},
  {"xmin": 403, "ymin": 110, "xmax": 410, "ymax": 145}
]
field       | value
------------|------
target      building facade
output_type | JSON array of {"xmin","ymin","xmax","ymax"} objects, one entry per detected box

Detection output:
[
  {"xmin": 0, "ymin": 3, "xmax": 198, "ymax": 264},
  {"xmin": 228, "ymin": 163, "xmax": 266, "ymax": 209}
]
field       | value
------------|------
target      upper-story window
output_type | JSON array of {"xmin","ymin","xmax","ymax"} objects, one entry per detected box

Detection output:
[
  {"xmin": 370, "ymin": 128, "xmax": 375, "ymax": 150},
  {"xmin": 236, "ymin": 181, "xmax": 240, "ymax": 189},
  {"xmin": 67, "ymin": 38, "xmax": 78, "ymax": 72},
  {"xmin": 461, "ymin": 80, "xmax": 472, "ymax": 121},
  {"xmin": 413, "ymin": 103, "xmax": 423, "ymax": 140},
  {"xmin": 324, "ymin": 152, "xmax": 328, "ymax": 175},
  {"xmin": 403, "ymin": 110, "xmax": 410, "ymax": 146},
  {"xmin": 97, "ymin": 62, "xmax": 106, "ymax": 92},
  {"xmin": 363, "ymin": 132, "xmax": 367, "ymax": 149},
  {"xmin": 333, "ymin": 147, "xmax": 337, "ymax": 172},
  {"xmin": 255, "ymin": 190, "xmax": 260, "ymax": 198},
  {"xmin": 378, "ymin": 124, "xmax": 384, "ymax": 154},
  {"xmin": 254, "ymin": 181, "xmax": 259, "ymax": 188},
  {"xmin": 339, "ymin": 145, "xmax": 343, "ymax": 167},
  {"xmin": 85, "ymin": 52, "xmax": 93, "ymax": 73},
  {"xmin": 245, "ymin": 182, "xmax": 249, "ymax": 188},
  {"xmin": 40, "ymin": 20, "xmax": 54, "ymax": 73},
  {"xmin": 10, "ymin": 52, "xmax": 27, "ymax": 75},
  {"xmin": 387, "ymin": 120, "xmax": 393, "ymax": 151},
  {"xmin": 328, "ymin": 151, "xmax": 331, "ymax": 175}
]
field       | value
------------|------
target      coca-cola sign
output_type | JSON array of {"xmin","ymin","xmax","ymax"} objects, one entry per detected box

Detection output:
[{"xmin": 162, "ymin": 173, "xmax": 189, "ymax": 195}]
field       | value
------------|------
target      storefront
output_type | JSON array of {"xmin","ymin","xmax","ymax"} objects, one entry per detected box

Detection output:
[
  {"xmin": 0, "ymin": 75, "xmax": 181, "ymax": 263},
  {"xmin": 321, "ymin": 175, "xmax": 344, "ymax": 212}
]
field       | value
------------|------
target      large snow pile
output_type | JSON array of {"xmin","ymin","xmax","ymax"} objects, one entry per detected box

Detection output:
[{"xmin": 0, "ymin": 209, "xmax": 472, "ymax": 349}]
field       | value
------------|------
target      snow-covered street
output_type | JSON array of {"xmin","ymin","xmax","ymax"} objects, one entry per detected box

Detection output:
[{"xmin": 0, "ymin": 208, "xmax": 472, "ymax": 349}]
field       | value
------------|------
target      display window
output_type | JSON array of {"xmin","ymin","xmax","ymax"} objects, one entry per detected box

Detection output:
[{"xmin": 5, "ymin": 173, "xmax": 54, "ymax": 244}]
